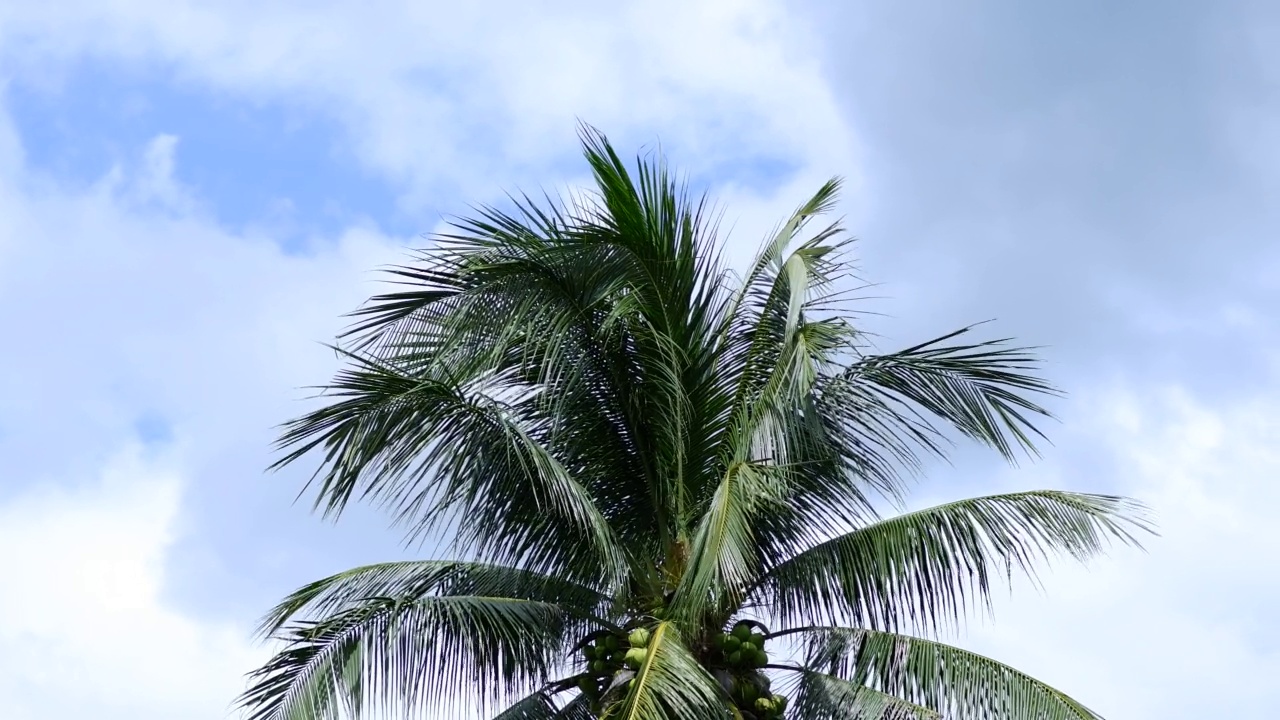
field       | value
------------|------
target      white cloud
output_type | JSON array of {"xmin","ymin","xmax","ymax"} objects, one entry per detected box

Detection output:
[
  {"xmin": 0, "ymin": 443, "xmax": 263, "ymax": 720},
  {"xmin": 0, "ymin": 0, "xmax": 859, "ymax": 220},
  {"xmin": 0, "ymin": 122, "xmax": 413, "ymax": 716},
  {"xmin": 946, "ymin": 384, "xmax": 1280, "ymax": 719}
]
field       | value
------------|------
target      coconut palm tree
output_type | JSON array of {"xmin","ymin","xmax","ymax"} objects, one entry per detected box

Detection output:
[{"xmin": 238, "ymin": 125, "xmax": 1151, "ymax": 720}]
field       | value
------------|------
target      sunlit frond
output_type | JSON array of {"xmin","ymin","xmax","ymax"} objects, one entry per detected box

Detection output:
[
  {"xmin": 790, "ymin": 626, "xmax": 1105, "ymax": 720},
  {"xmin": 753, "ymin": 491, "xmax": 1151, "ymax": 634}
]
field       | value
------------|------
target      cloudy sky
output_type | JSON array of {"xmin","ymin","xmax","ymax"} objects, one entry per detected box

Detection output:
[{"xmin": 1, "ymin": 0, "xmax": 1276, "ymax": 718}]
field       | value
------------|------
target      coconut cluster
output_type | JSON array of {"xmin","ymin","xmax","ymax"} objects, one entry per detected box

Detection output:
[
  {"xmin": 577, "ymin": 627, "xmax": 652, "ymax": 715},
  {"xmin": 575, "ymin": 622, "xmax": 786, "ymax": 718},
  {"xmin": 712, "ymin": 622, "xmax": 768, "ymax": 669},
  {"xmin": 710, "ymin": 621, "xmax": 787, "ymax": 719}
]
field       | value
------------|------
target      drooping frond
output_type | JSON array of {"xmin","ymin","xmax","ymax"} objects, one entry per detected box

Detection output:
[
  {"xmin": 239, "ymin": 594, "xmax": 580, "ymax": 720},
  {"xmin": 790, "ymin": 626, "xmax": 1105, "ymax": 720},
  {"xmin": 607, "ymin": 622, "xmax": 729, "ymax": 720},
  {"xmin": 491, "ymin": 690, "xmax": 562, "ymax": 720},
  {"xmin": 842, "ymin": 326, "xmax": 1061, "ymax": 463},
  {"xmin": 557, "ymin": 694, "xmax": 597, "ymax": 719},
  {"xmin": 258, "ymin": 560, "xmax": 614, "ymax": 638},
  {"xmin": 751, "ymin": 491, "xmax": 1152, "ymax": 634},
  {"xmin": 788, "ymin": 669, "xmax": 940, "ymax": 720},
  {"xmin": 270, "ymin": 348, "xmax": 626, "ymax": 585}
]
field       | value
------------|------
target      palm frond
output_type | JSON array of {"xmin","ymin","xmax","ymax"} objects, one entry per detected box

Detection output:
[
  {"xmin": 682, "ymin": 197, "xmax": 876, "ymax": 590},
  {"xmin": 271, "ymin": 348, "xmax": 626, "ymax": 584},
  {"xmin": 607, "ymin": 622, "xmax": 728, "ymax": 720},
  {"xmin": 788, "ymin": 668, "xmax": 940, "ymax": 720},
  {"xmin": 239, "ymin": 595, "xmax": 576, "ymax": 720},
  {"xmin": 491, "ymin": 690, "xmax": 562, "ymax": 720},
  {"xmin": 671, "ymin": 462, "xmax": 788, "ymax": 618},
  {"xmin": 788, "ymin": 626, "xmax": 1104, "ymax": 720},
  {"xmin": 258, "ymin": 560, "xmax": 614, "ymax": 638},
  {"xmin": 845, "ymin": 326, "xmax": 1061, "ymax": 462},
  {"xmin": 751, "ymin": 491, "xmax": 1152, "ymax": 634}
]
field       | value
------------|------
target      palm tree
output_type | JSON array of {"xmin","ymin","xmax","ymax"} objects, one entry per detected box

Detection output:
[{"xmin": 238, "ymin": 125, "xmax": 1151, "ymax": 720}]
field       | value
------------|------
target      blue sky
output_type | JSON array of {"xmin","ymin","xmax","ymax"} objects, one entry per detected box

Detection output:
[{"xmin": 0, "ymin": 1, "xmax": 1276, "ymax": 718}]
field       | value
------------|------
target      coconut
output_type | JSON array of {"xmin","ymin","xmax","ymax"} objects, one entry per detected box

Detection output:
[
  {"xmin": 773, "ymin": 694, "xmax": 788, "ymax": 711},
  {"xmin": 590, "ymin": 660, "xmax": 608, "ymax": 674},
  {"xmin": 750, "ymin": 631, "xmax": 766, "ymax": 647},
  {"xmin": 624, "ymin": 647, "xmax": 648, "ymax": 669},
  {"xmin": 723, "ymin": 636, "xmax": 741, "ymax": 653},
  {"xmin": 727, "ymin": 650, "xmax": 743, "ymax": 667},
  {"xmin": 753, "ymin": 649, "xmax": 769, "ymax": 668},
  {"xmin": 628, "ymin": 628, "xmax": 651, "ymax": 648},
  {"xmin": 740, "ymin": 683, "xmax": 759, "ymax": 702},
  {"xmin": 731, "ymin": 623, "xmax": 752, "ymax": 641},
  {"xmin": 611, "ymin": 650, "xmax": 627, "ymax": 663},
  {"xmin": 604, "ymin": 635, "xmax": 620, "ymax": 651}
]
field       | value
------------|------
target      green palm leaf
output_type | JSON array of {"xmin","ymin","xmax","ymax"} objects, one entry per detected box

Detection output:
[
  {"xmin": 258, "ymin": 560, "xmax": 614, "ymax": 637},
  {"xmin": 239, "ymin": 595, "xmax": 573, "ymax": 720},
  {"xmin": 752, "ymin": 491, "xmax": 1152, "ymax": 634},
  {"xmin": 788, "ymin": 669, "xmax": 940, "ymax": 720},
  {"xmin": 790, "ymin": 626, "xmax": 1104, "ymax": 720},
  {"xmin": 491, "ymin": 690, "xmax": 563, "ymax": 720},
  {"xmin": 606, "ymin": 622, "xmax": 728, "ymax": 720},
  {"xmin": 843, "ymin": 326, "xmax": 1061, "ymax": 462},
  {"xmin": 672, "ymin": 461, "xmax": 787, "ymax": 619},
  {"xmin": 272, "ymin": 347, "xmax": 626, "ymax": 584}
]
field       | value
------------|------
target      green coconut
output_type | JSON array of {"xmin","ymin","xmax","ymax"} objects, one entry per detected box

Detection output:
[
  {"xmin": 582, "ymin": 646, "xmax": 596, "ymax": 662},
  {"xmin": 590, "ymin": 659, "xmax": 608, "ymax": 674},
  {"xmin": 624, "ymin": 647, "xmax": 648, "ymax": 669},
  {"xmin": 723, "ymin": 635, "xmax": 741, "ymax": 652},
  {"xmin": 773, "ymin": 694, "xmax": 788, "ymax": 711},
  {"xmin": 603, "ymin": 635, "xmax": 619, "ymax": 651},
  {"xmin": 750, "ymin": 631, "xmax": 766, "ymax": 647},
  {"xmin": 740, "ymin": 683, "xmax": 759, "ymax": 702},
  {"xmin": 754, "ymin": 649, "xmax": 769, "ymax": 668},
  {"xmin": 739, "ymin": 641, "xmax": 757, "ymax": 656},
  {"xmin": 755, "ymin": 697, "xmax": 775, "ymax": 713},
  {"xmin": 731, "ymin": 623, "xmax": 752, "ymax": 641},
  {"xmin": 628, "ymin": 627, "xmax": 651, "ymax": 648},
  {"xmin": 727, "ymin": 650, "xmax": 743, "ymax": 666},
  {"xmin": 611, "ymin": 649, "xmax": 627, "ymax": 663}
]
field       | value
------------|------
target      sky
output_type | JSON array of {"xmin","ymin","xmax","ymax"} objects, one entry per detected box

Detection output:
[{"xmin": 0, "ymin": 0, "xmax": 1276, "ymax": 718}]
